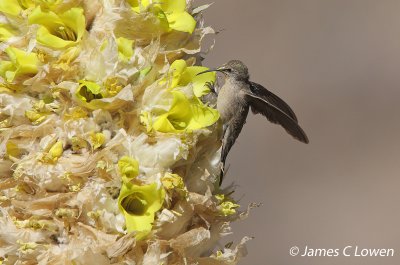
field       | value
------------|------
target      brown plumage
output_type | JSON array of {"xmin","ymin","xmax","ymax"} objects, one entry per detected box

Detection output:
[{"xmin": 198, "ymin": 60, "xmax": 309, "ymax": 184}]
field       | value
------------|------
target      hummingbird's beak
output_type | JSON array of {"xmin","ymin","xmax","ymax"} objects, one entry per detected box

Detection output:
[{"xmin": 196, "ymin": 67, "xmax": 229, "ymax": 76}]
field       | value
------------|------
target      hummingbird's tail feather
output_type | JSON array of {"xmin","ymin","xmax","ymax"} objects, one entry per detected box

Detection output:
[
  {"xmin": 219, "ymin": 110, "xmax": 248, "ymax": 185},
  {"xmin": 220, "ymin": 108, "xmax": 249, "ymax": 170}
]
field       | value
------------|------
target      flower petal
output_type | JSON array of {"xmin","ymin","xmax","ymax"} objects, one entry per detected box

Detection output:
[
  {"xmin": 0, "ymin": 24, "xmax": 16, "ymax": 41},
  {"xmin": 0, "ymin": 47, "xmax": 39, "ymax": 82},
  {"xmin": 118, "ymin": 182, "xmax": 165, "ymax": 239},
  {"xmin": 166, "ymin": 12, "xmax": 196, "ymax": 33},
  {"xmin": 181, "ymin": 66, "xmax": 216, "ymax": 97},
  {"xmin": 58, "ymin": 7, "xmax": 85, "ymax": 42},
  {"xmin": 0, "ymin": 0, "xmax": 23, "ymax": 16},
  {"xmin": 76, "ymin": 80, "xmax": 102, "ymax": 103},
  {"xmin": 117, "ymin": 37, "xmax": 135, "ymax": 61},
  {"xmin": 186, "ymin": 96, "xmax": 220, "ymax": 130},
  {"xmin": 152, "ymin": 91, "xmax": 219, "ymax": 133},
  {"xmin": 28, "ymin": 7, "xmax": 85, "ymax": 49},
  {"xmin": 168, "ymin": 59, "xmax": 187, "ymax": 88},
  {"xmin": 160, "ymin": 0, "xmax": 186, "ymax": 13},
  {"xmin": 127, "ymin": 0, "xmax": 151, "ymax": 12},
  {"xmin": 118, "ymin": 156, "xmax": 139, "ymax": 183}
]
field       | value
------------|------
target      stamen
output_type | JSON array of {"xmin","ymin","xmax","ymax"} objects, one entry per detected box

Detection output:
[
  {"xmin": 121, "ymin": 193, "xmax": 148, "ymax": 215},
  {"xmin": 55, "ymin": 26, "xmax": 77, "ymax": 41}
]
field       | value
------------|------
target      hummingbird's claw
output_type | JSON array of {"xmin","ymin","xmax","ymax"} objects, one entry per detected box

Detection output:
[{"xmin": 205, "ymin": 81, "xmax": 216, "ymax": 93}]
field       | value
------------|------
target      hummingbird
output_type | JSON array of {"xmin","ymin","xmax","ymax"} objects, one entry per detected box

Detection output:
[{"xmin": 198, "ymin": 60, "xmax": 309, "ymax": 184}]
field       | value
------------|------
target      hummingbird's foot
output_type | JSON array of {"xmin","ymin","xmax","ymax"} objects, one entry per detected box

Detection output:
[{"xmin": 205, "ymin": 81, "xmax": 216, "ymax": 94}]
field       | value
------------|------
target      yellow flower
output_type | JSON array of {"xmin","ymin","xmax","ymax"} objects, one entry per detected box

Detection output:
[
  {"xmin": 141, "ymin": 59, "xmax": 219, "ymax": 133},
  {"xmin": 28, "ymin": 6, "xmax": 85, "ymax": 49},
  {"xmin": 25, "ymin": 110, "xmax": 47, "ymax": 124},
  {"xmin": 147, "ymin": 90, "xmax": 219, "ymax": 133},
  {"xmin": 0, "ymin": 0, "xmax": 34, "ymax": 16},
  {"xmin": 128, "ymin": 0, "xmax": 196, "ymax": 33},
  {"xmin": 6, "ymin": 141, "xmax": 21, "ymax": 159},
  {"xmin": 117, "ymin": 37, "xmax": 135, "ymax": 61},
  {"xmin": 24, "ymin": 100, "xmax": 51, "ymax": 124},
  {"xmin": 167, "ymin": 59, "xmax": 216, "ymax": 97},
  {"xmin": 219, "ymin": 201, "xmax": 240, "ymax": 216},
  {"xmin": 41, "ymin": 140, "xmax": 63, "ymax": 163},
  {"xmin": 118, "ymin": 182, "xmax": 165, "ymax": 239},
  {"xmin": 71, "ymin": 136, "xmax": 88, "ymax": 152},
  {"xmin": 35, "ymin": 0, "xmax": 62, "ymax": 8},
  {"xmin": 75, "ymin": 79, "xmax": 128, "ymax": 110},
  {"xmin": 17, "ymin": 240, "xmax": 38, "ymax": 254},
  {"xmin": 76, "ymin": 80, "xmax": 103, "ymax": 103},
  {"xmin": 216, "ymin": 194, "xmax": 240, "ymax": 216},
  {"xmin": 0, "ymin": 47, "xmax": 40, "ymax": 82},
  {"xmin": 103, "ymin": 77, "xmax": 124, "ymax": 98},
  {"xmin": 162, "ymin": 173, "xmax": 188, "ymax": 198},
  {"xmin": 63, "ymin": 106, "xmax": 88, "ymax": 120},
  {"xmin": 118, "ymin": 156, "xmax": 139, "ymax": 183},
  {"xmin": 0, "ymin": 24, "xmax": 16, "ymax": 41},
  {"xmin": 89, "ymin": 132, "xmax": 105, "ymax": 150},
  {"xmin": 0, "ymin": 0, "xmax": 62, "ymax": 16}
]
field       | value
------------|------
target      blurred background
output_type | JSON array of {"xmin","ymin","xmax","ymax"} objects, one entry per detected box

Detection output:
[{"xmin": 196, "ymin": 0, "xmax": 400, "ymax": 264}]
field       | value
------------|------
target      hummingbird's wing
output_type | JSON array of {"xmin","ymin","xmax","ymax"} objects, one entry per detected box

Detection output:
[
  {"xmin": 249, "ymin": 81, "xmax": 298, "ymax": 121},
  {"xmin": 246, "ymin": 82, "xmax": 309, "ymax": 144}
]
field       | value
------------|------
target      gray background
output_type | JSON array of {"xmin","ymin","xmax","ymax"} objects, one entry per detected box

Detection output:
[{"xmin": 198, "ymin": 0, "xmax": 400, "ymax": 264}]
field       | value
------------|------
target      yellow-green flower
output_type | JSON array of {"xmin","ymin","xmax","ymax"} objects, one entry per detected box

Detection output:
[
  {"xmin": 76, "ymin": 80, "xmax": 103, "ymax": 102},
  {"xmin": 24, "ymin": 100, "xmax": 49, "ymax": 124},
  {"xmin": 162, "ymin": 173, "xmax": 188, "ymax": 198},
  {"xmin": 40, "ymin": 140, "xmax": 63, "ymax": 163},
  {"xmin": 141, "ymin": 59, "xmax": 219, "ymax": 133},
  {"xmin": 6, "ymin": 141, "xmax": 21, "ymax": 159},
  {"xmin": 167, "ymin": 59, "xmax": 216, "ymax": 97},
  {"xmin": 75, "ymin": 80, "xmax": 126, "ymax": 110},
  {"xmin": 128, "ymin": 0, "xmax": 196, "ymax": 33},
  {"xmin": 0, "ymin": 0, "xmax": 62, "ymax": 17},
  {"xmin": 25, "ymin": 109, "xmax": 47, "ymax": 124},
  {"xmin": 0, "ymin": 47, "xmax": 40, "ymax": 82},
  {"xmin": 117, "ymin": 37, "xmax": 135, "ymax": 61},
  {"xmin": 63, "ymin": 106, "xmax": 88, "ymax": 120},
  {"xmin": 118, "ymin": 182, "xmax": 165, "ymax": 239},
  {"xmin": 103, "ymin": 77, "xmax": 124, "ymax": 97},
  {"xmin": 219, "ymin": 201, "xmax": 240, "ymax": 216},
  {"xmin": 35, "ymin": 0, "xmax": 62, "ymax": 8},
  {"xmin": 0, "ymin": 0, "xmax": 34, "ymax": 16},
  {"xmin": 144, "ymin": 90, "xmax": 219, "ymax": 133},
  {"xmin": 216, "ymin": 194, "xmax": 240, "ymax": 216},
  {"xmin": 89, "ymin": 132, "xmax": 105, "ymax": 150},
  {"xmin": 76, "ymin": 79, "xmax": 125, "ymax": 102},
  {"xmin": 28, "ymin": 6, "xmax": 85, "ymax": 49},
  {"xmin": 70, "ymin": 136, "xmax": 88, "ymax": 152},
  {"xmin": 0, "ymin": 24, "xmax": 16, "ymax": 41},
  {"xmin": 118, "ymin": 156, "xmax": 139, "ymax": 183}
]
